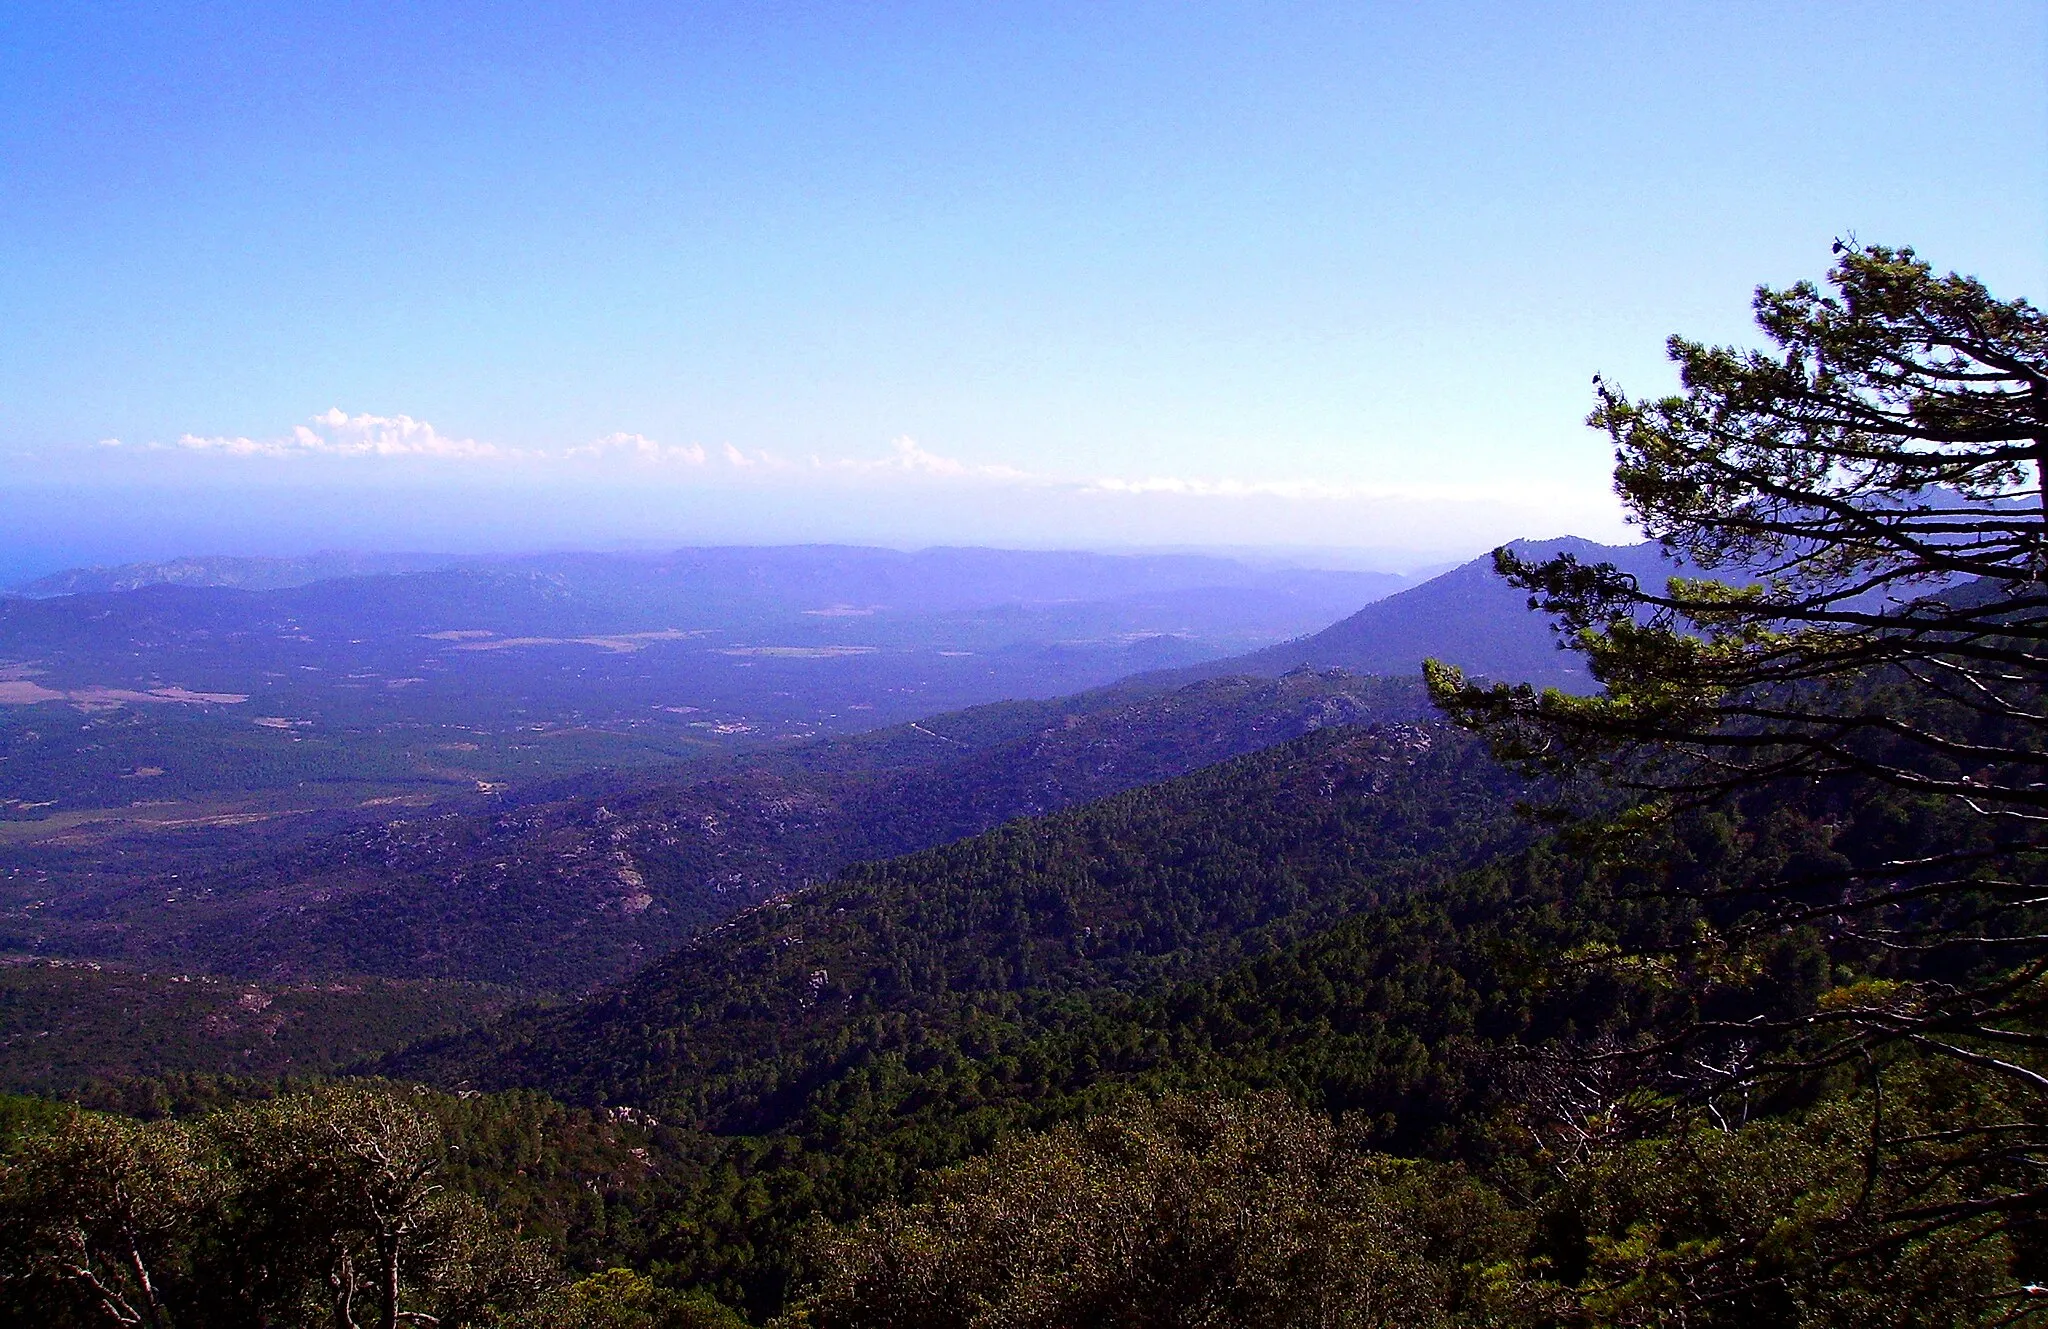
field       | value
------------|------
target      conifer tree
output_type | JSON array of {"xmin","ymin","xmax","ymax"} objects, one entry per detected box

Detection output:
[{"xmin": 1429, "ymin": 241, "xmax": 2048, "ymax": 1275}]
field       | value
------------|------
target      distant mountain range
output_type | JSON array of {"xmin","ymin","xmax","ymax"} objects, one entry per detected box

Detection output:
[
  {"xmin": 9, "ymin": 551, "xmax": 462, "ymax": 596},
  {"xmin": 0, "ymin": 546, "xmax": 1417, "ymax": 811},
  {"xmin": 8, "ymin": 545, "xmax": 1411, "ymax": 607},
  {"xmin": 9, "ymin": 538, "xmax": 1697, "ymax": 700},
  {"xmin": 0, "ymin": 537, "xmax": 1674, "ymax": 832}
]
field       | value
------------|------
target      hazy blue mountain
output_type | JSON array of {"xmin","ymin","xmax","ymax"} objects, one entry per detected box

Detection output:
[
  {"xmin": 1172, "ymin": 537, "xmax": 1681, "ymax": 692},
  {"xmin": 10, "ymin": 545, "xmax": 1405, "ymax": 612},
  {"xmin": 9, "ymin": 551, "xmax": 461, "ymax": 596}
]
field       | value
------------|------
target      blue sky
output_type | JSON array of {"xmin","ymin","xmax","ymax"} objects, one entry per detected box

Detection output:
[{"xmin": 2, "ymin": 2, "xmax": 2042, "ymax": 578}]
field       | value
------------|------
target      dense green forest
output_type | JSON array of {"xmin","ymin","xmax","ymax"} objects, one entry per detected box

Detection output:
[
  {"xmin": 392, "ymin": 719, "xmax": 1525, "ymax": 1118},
  {"xmin": 0, "ymin": 963, "xmax": 524, "ymax": 1091},
  {"xmin": 4, "ymin": 244, "xmax": 2042, "ymax": 1327},
  {"xmin": 6, "ymin": 764, "xmax": 2019, "ymax": 1324}
]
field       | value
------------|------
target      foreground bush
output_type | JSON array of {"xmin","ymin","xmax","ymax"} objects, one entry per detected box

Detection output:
[
  {"xmin": 783, "ymin": 1092, "xmax": 1542, "ymax": 1329},
  {"xmin": 0, "ymin": 1084, "xmax": 555, "ymax": 1328},
  {"xmin": 783, "ymin": 1082, "xmax": 2029, "ymax": 1329}
]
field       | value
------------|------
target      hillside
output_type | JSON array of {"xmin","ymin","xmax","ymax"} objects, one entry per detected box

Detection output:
[
  {"xmin": 377, "ymin": 702, "xmax": 1970, "ymax": 1315},
  {"xmin": 394, "ymin": 718, "xmax": 1528, "ymax": 1125},
  {"xmin": 0, "ymin": 960, "xmax": 523, "ymax": 1091},
  {"xmin": 0, "ymin": 670, "xmax": 1426, "ymax": 1000}
]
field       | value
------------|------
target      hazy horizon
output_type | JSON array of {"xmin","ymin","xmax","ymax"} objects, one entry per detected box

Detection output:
[
  {"xmin": 0, "ymin": 519, "xmax": 1484, "ymax": 591},
  {"xmin": 3, "ymin": 3, "xmax": 2040, "ymax": 572}
]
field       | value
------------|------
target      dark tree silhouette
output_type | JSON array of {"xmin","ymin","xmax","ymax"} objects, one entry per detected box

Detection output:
[{"xmin": 1429, "ymin": 241, "xmax": 2048, "ymax": 1280}]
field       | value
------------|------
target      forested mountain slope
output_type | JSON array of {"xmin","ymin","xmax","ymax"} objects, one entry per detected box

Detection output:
[
  {"xmin": 0, "ymin": 962, "xmax": 523, "ymax": 1092},
  {"xmin": 394, "ymin": 719, "xmax": 1528, "ymax": 1127},
  {"xmin": 386, "ymin": 733, "xmax": 1971, "ymax": 1317}
]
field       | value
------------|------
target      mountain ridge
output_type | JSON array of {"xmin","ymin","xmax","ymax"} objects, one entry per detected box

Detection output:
[{"xmin": 1149, "ymin": 536, "xmax": 1679, "ymax": 692}]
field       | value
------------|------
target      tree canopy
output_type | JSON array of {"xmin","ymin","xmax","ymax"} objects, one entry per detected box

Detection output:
[
  {"xmin": 1429, "ymin": 242, "xmax": 2048, "ymax": 1291},
  {"xmin": 1429, "ymin": 242, "xmax": 2047, "ymax": 812}
]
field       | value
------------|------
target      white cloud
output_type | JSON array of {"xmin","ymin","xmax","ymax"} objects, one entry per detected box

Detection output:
[
  {"xmin": 721, "ymin": 443, "xmax": 788, "ymax": 470},
  {"xmin": 814, "ymin": 435, "xmax": 1036, "ymax": 482},
  {"xmin": 178, "ymin": 408, "xmax": 505, "ymax": 459},
  {"xmin": 565, "ymin": 432, "xmax": 708, "ymax": 464},
  {"xmin": 120, "ymin": 412, "xmax": 1616, "ymax": 540},
  {"xmin": 159, "ymin": 415, "xmax": 1039, "ymax": 485}
]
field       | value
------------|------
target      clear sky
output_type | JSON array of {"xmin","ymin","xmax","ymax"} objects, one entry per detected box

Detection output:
[{"xmin": 2, "ymin": 2, "xmax": 2042, "ymax": 578}]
